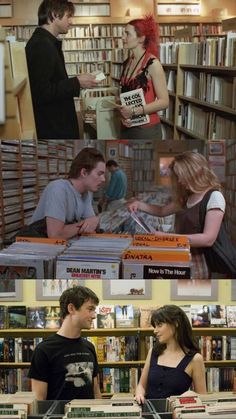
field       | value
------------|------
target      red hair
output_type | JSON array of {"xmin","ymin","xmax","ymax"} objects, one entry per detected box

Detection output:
[{"xmin": 128, "ymin": 14, "xmax": 159, "ymax": 58}]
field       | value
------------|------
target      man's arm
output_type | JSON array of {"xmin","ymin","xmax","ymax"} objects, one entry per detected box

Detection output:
[
  {"xmin": 93, "ymin": 376, "xmax": 102, "ymax": 399},
  {"xmin": 31, "ymin": 379, "xmax": 48, "ymax": 400},
  {"xmin": 46, "ymin": 216, "xmax": 99, "ymax": 238}
]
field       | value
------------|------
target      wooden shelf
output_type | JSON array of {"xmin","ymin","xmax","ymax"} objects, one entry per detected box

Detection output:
[{"xmin": 178, "ymin": 95, "xmax": 236, "ymax": 117}]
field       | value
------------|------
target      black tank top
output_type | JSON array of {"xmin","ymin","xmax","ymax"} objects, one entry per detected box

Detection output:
[{"xmin": 146, "ymin": 349, "xmax": 194, "ymax": 399}]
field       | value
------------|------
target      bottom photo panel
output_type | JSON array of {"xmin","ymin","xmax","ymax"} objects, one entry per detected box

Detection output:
[{"xmin": 0, "ymin": 279, "xmax": 236, "ymax": 418}]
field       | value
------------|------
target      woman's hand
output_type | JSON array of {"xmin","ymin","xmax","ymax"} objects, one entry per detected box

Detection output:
[
  {"xmin": 127, "ymin": 199, "xmax": 141, "ymax": 212},
  {"xmin": 119, "ymin": 105, "xmax": 133, "ymax": 119},
  {"xmin": 121, "ymin": 118, "xmax": 132, "ymax": 128},
  {"xmin": 135, "ymin": 392, "xmax": 145, "ymax": 405}
]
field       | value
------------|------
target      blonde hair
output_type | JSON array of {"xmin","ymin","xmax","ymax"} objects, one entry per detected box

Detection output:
[{"xmin": 169, "ymin": 151, "xmax": 221, "ymax": 206}]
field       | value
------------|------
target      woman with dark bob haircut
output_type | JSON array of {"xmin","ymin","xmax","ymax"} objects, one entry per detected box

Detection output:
[{"xmin": 135, "ymin": 305, "xmax": 206, "ymax": 403}]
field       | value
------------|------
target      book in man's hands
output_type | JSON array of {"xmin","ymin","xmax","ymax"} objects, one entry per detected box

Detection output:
[
  {"xmin": 131, "ymin": 212, "xmax": 157, "ymax": 234},
  {"xmin": 120, "ymin": 88, "xmax": 150, "ymax": 126}
]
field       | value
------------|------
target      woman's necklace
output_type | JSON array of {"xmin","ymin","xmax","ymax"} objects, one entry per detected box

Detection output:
[{"xmin": 124, "ymin": 50, "xmax": 146, "ymax": 82}]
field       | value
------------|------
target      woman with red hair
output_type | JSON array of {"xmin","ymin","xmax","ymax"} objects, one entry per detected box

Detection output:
[{"xmin": 118, "ymin": 15, "xmax": 169, "ymax": 139}]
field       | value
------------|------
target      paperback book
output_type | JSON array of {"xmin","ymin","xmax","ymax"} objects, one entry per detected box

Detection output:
[{"xmin": 120, "ymin": 88, "xmax": 150, "ymax": 127}]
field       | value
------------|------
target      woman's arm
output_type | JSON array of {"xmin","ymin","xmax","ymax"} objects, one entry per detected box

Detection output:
[
  {"xmin": 128, "ymin": 199, "xmax": 177, "ymax": 217},
  {"xmin": 187, "ymin": 208, "xmax": 224, "ymax": 247},
  {"xmin": 191, "ymin": 353, "xmax": 207, "ymax": 393},
  {"xmin": 135, "ymin": 349, "xmax": 152, "ymax": 404}
]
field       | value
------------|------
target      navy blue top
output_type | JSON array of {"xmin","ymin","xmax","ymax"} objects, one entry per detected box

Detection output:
[{"xmin": 146, "ymin": 349, "xmax": 194, "ymax": 399}]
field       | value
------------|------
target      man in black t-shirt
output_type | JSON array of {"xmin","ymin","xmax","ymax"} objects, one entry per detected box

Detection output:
[{"xmin": 28, "ymin": 286, "xmax": 101, "ymax": 400}]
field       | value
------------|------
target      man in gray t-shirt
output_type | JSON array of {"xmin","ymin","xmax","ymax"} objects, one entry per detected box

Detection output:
[{"xmin": 31, "ymin": 147, "xmax": 105, "ymax": 239}]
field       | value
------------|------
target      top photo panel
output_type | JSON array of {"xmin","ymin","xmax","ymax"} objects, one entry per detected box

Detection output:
[{"xmin": 0, "ymin": 0, "xmax": 236, "ymax": 140}]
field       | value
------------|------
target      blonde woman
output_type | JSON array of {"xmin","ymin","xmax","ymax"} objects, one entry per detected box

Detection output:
[{"xmin": 128, "ymin": 151, "xmax": 225, "ymax": 279}]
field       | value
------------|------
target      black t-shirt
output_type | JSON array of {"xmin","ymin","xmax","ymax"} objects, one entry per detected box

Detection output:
[{"xmin": 28, "ymin": 334, "xmax": 98, "ymax": 400}]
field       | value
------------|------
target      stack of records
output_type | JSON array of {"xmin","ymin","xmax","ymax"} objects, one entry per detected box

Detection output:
[
  {"xmin": 56, "ymin": 234, "xmax": 132, "ymax": 279},
  {"xmin": 0, "ymin": 240, "xmax": 66, "ymax": 278},
  {"xmin": 63, "ymin": 398, "xmax": 141, "ymax": 418},
  {"xmin": 122, "ymin": 234, "xmax": 191, "ymax": 279}
]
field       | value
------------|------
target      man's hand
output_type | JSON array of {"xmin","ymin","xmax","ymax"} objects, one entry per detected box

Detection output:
[
  {"xmin": 77, "ymin": 74, "xmax": 98, "ymax": 89},
  {"xmin": 77, "ymin": 216, "xmax": 99, "ymax": 233}
]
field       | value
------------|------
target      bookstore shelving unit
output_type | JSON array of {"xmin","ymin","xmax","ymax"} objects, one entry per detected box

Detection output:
[
  {"xmin": 0, "ymin": 140, "xmax": 77, "ymax": 248},
  {"xmin": 0, "ymin": 28, "xmax": 36, "ymax": 139},
  {"xmin": 225, "ymin": 141, "xmax": 236, "ymax": 246},
  {"xmin": 1, "ymin": 326, "xmax": 236, "ymax": 394}
]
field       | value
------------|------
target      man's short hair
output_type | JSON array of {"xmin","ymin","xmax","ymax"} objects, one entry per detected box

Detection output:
[
  {"xmin": 68, "ymin": 147, "xmax": 105, "ymax": 179},
  {"xmin": 38, "ymin": 0, "xmax": 75, "ymax": 26},
  {"xmin": 59, "ymin": 286, "xmax": 99, "ymax": 319},
  {"xmin": 106, "ymin": 160, "xmax": 119, "ymax": 168}
]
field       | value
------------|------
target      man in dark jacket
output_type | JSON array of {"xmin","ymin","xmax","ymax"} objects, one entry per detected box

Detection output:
[{"xmin": 26, "ymin": 0, "xmax": 97, "ymax": 139}]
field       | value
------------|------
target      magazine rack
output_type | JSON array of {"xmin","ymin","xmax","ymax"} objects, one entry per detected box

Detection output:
[{"xmin": 81, "ymin": 87, "xmax": 120, "ymax": 139}]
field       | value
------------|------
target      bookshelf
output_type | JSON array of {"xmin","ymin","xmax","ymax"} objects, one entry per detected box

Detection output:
[
  {"xmin": 1, "ymin": 327, "xmax": 236, "ymax": 394},
  {"xmin": 0, "ymin": 29, "xmax": 36, "ymax": 139},
  {"xmin": 225, "ymin": 141, "xmax": 236, "ymax": 246},
  {"xmin": 0, "ymin": 140, "xmax": 76, "ymax": 248}
]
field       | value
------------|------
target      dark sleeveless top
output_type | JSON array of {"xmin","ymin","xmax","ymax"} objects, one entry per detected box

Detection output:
[
  {"xmin": 175, "ymin": 200, "xmax": 202, "ymax": 257},
  {"xmin": 146, "ymin": 349, "xmax": 194, "ymax": 399}
]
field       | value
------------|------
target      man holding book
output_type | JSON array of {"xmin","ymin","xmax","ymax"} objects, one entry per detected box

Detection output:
[
  {"xmin": 26, "ymin": 0, "xmax": 98, "ymax": 139},
  {"xmin": 28, "ymin": 286, "xmax": 101, "ymax": 400}
]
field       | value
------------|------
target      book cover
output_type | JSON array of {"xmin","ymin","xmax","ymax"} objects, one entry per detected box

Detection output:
[
  {"xmin": 0, "ymin": 306, "xmax": 8, "ymax": 329},
  {"xmin": 8, "ymin": 306, "xmax": 27, "ymax": 328},
  {"xmin": 96, "ymin": 305, "xmax": 115, "ymax": 329},
  {"xmin": 209, "ymin": 305, "xmax": 227, "ymax": 327},
  {"xmin": 120, "ymin": 88, "xmax": 150, "ymax": 127},
  {"xmin": 45, "ymin": 306, "xmax": 61, "ymax": 329},
  {"xmin": 226, "ymin": 306, "xmax": 236, "ymax": 327},
  {"xmin": 140, "ymin": 306, "xmax": 157, "ymax": 328},
  {"xmin": 191, "ymin": 305, "xmax": 210, "ymax": 327},
  {"xmin": 27, "ymin": 306, "xmax": 45, "ymax": 329},
  {"xmin": 115, "ymin": 305, "xmax": 135, "ymax": 328}
]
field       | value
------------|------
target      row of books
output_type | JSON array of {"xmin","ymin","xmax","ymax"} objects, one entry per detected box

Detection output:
[
  {"xmin": 183, "ymin": 71, "xmax": 236, "ymax": 109},
  {"xmin": 0, "ymin": 306, "xmax": 61, "ymax": 329},
  {"xmin": 0, "ymin": 337, "xmax": 43, "ymax": 363},
  {"xmin": 178, "ymin": 104, "xmax": 236, "ymax": 139},
  {"xmin": 159, "ymin": 23, "xmax": 222, "ymax": 36},
  {"xmin": 2, "ymin": 303, "xmax": 236, "ymax": 330},
  {"xmin": 98, "ymin": 368, "xmax": 138, "ymax": 394},
  {"xmin": 87, "ymin": 335, "xmax": 139, "ymax": 362},
  {"xmin": 197, "ymin": 335, "xmax": 236, "ymax": 361},
  {"xmin": 63, "ymin": 38, "xmax": 113, "ymax": 50},
  {"xmin": 159, "ymin": 36, "xmax": 236, "ymax": 66},
  {"xmin": 0, "ymin": 369, "xmax": 31, "ymax": 395}
]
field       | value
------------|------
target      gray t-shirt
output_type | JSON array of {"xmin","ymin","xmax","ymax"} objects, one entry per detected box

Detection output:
[{"xmin": 31, "ymin": 179, "xmax": 95, "ymax": 224}]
